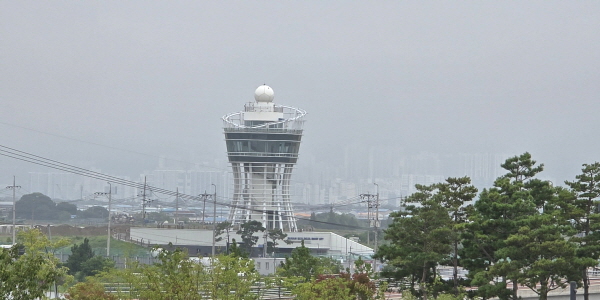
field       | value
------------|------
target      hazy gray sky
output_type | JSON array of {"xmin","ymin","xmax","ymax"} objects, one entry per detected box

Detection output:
[{"xmin": 1, "ymin": 1, "xmax": 599, "ymax": 185}]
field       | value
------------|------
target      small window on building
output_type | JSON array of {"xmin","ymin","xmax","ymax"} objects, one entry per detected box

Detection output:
[
  {"xmin": 266, "ymin": 262, "xmax": 270, "ymax": 270},
  {"xmin": 257, "ymin": 262, "xmax": 261, "ymax": 269}
]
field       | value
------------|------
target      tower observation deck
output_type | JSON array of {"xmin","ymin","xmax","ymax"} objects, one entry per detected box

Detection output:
[{"xmin": 222, "ymin": 85, "xmax": 306, "ymax": 232}]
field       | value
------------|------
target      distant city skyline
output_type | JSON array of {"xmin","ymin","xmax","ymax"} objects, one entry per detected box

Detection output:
[{"xmin": 1, "ymin": 148, "xmax": 524, "ymax": 207}]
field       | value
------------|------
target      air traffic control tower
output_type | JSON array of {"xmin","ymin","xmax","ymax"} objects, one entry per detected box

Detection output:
[{"xmin": 222, "ymin": 85, "xmax": 306, "ymax": 232}]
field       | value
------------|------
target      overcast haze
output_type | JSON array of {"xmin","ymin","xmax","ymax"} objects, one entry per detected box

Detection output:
[{"xmin": 1, "ymin": 2, "xmax": 600, "ymax": 193}]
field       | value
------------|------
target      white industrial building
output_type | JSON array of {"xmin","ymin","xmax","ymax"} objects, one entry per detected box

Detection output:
[{"xmin": 130, "ymin": 227, "xmax": 373, "ymax": 275}]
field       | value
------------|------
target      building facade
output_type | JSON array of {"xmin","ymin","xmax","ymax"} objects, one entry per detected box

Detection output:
[{"xmin": 223, "ymin": 85, "xmax": 306, "ymax": 232}]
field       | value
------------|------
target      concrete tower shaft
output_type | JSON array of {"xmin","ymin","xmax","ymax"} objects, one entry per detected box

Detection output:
[{"xmin": 222, "ymin": 85, "xmax": 306, "ymax": 232}]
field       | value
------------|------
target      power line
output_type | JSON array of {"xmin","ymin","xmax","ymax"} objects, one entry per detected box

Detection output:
[{"xmin": 0, "ymin": 144, "xmax": 373, "ymax": 231}]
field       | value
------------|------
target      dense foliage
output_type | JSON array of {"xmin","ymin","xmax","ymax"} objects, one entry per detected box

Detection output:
[
  {"xmin": 77, "ymin": 206, "xmax": 109, "ymax": 219},
  {"xmin": 278, "ymin": 240, "xmax": 342, "ymax": 281},
  {"xmin": 300, "ymin": 211, "xmax": 363, "ymax": 230},
  {"xmin": 289, "ymin": 256, "xmax": 385, "ymax": 300},
  {"xmin": 65, "ymin": 238, "xmax": 114, "ymax": 281},
  {"xmin": 14, "ymin": 193, "xmax": 109, "ymax": 221},
  {"xmin": 6, "ymin": 151, "xmax": 600, "ymax": 300},
  {"xmin": 65, "ymin": 279, "xmax": 116, "ymax": 300},
  {"xmin": 236, "ymin": 220, "xmax": 265, "ymax": 256},
  {"xmin": 0, "ymin": 229, "xmax": 72, "ymax": 299},
  {"xmin": 15, "ymin": 193, "xmax": 74, "ymax": 221},
  {"xmin": 93, "ymin": 246, "xmax": 260, "ymax": 300},
  {"xmin": 378, "ymin": 153, "xmax": 600, "ymax": 300}
]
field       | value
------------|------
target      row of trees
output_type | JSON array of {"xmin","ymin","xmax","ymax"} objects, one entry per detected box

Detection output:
[
  {"xmin": 13, "ymin": 193, "xmax": 77, "ymax": 221},
  {"xmin": 12, "ymin": 192, "xmax": 109, "ymax": 221},
  {"xmin": 301, "ymin": 211, "xmax": 363, "ymax": 230},
  {"xmin": 0, "ymin": 230, "xmax": 120, "ymax": 299},
  {"xmin": 377, "ymin": 153, "xmax": 600, "ymax": 300},
  {"xmin": 1, "ymin": 227, "xmax": 387, "ymax": 299},
  {"xmin": 66, "ymin": 240, "xmax": 384, "ymax": 300}
]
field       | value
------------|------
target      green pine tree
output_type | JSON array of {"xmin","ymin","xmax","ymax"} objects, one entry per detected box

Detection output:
[
  {"xmin": 564, "ymin": 162, "xmax": 600, "ymax": 300},
  {"xmin": 66, "ymin": 238, "xmax": 95, "ymax": 276},
  {"xmin": 376, "ymin": 182, "xmax": 453, "ymax": 300}
]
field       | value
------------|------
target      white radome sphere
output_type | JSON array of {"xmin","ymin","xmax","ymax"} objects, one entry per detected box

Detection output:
[{"xmin": 254, "ymin": 85, "xmax": 275, "ymax": 102}]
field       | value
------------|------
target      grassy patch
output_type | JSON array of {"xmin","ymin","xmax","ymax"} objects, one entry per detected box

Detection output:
[{"xmin": 56, "ymin": 236, "xmax": 151, "ymax": 257}]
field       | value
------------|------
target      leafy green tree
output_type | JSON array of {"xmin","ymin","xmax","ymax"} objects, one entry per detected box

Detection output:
[
  {"xmin": 278, "ymin": 240, "xmax": 341, "ymax": 281},
  {"xmin": 229, "ymin": 238, "xmax": 246, "ymax": 258},
  {"xmin": 77, "ymin": 206, "xmax": 109, "ymax": 219},
  {"xmin": 292, "ymin": 276, "xmax": 355, "ymax": 300},
  {"xmin": 0, "ymin": 229, "xmax": 72, "ymax": 300},
  {"xmin": 461, "ymin": 153, "xmax": 541, "ymax": 300},
  {"xmin": 65, "ymin": 278, "xmax": 117, "ymax": 300},
  {"xmin": 80, "ymin": 255, "xmax": 114, "ymax": 279},
  {"xmin": 135, "ymin": 246, "xmax": 206, "ymax": 300},
  {"xmin": 57, "ymin": 202, "xmax": 78, "ymax": 215},
  {"xmin": 267, "ymin": 228, "xmax": 291, "ymax": 254},
  {"xmin": 215, "ymin": 221, "xmax": 233, "ymax": 253},
  {"xmin": 236, "ymin": 220, "xmax": 265, "ymax": 256},
  {"xmin": 491, "ymin": 209, "xmax": 580, "ymax": 300},
  {"xmin": 347, "ymin": 257, "xmax": 380, "ymax": 300},
  {"xmin": 462, "ymin": 153, "xmax": 583, "ymax": 300},
  {"xmin": 66, "ymin": 238, "xmax": 114, "ymax": 281},
  {"xmin": 278, "ymin": 240, "xmax": 318, "ymax": 281},
  {"xmin": 202, "ymin": 254, "xmax": 260, "ymax": 300},
  {"xmin": 302, "ymin": 211, "xmax": 362, "ymax": 230},
  {"xmin": 291, "ymin": 258, "xmax": 384, "ymax": 300},
  {"xmin": 15, "ymin": 192, "xmax": 58, "ymax": 220},
  {"xmin": 94, "ymin": 245, "xmax": 259, "ymax": 300},
  {"xmin": 376, "ymin": 183, "xmax": 452, "ymax": 300},
  {"xmin": 564, "ymin": 162, "xmax": 600, "ymax": 300},
  {"xmin": 66, "ymin": 238, "xmax": 94, "ymax": 275},
  {"xmin": 435, "ymin": 177, "xmax": 477, "ymax": 295}
]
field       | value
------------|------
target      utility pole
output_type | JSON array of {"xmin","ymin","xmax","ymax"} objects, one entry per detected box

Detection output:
[
  {"xmin": 198, "ymin": 191, "xmax": 210, "ymax": 225},
  {"xmin": 202, "ymin": 191, "xmax": 207, "ymax": 224},
  {"xmin": 263, "ymin": 211, "xmax": 270, "ymax": 258},
  {"xmin": 140, "ymin": 182, "xmax": 154, "ymax": 226},
  {"xmin": 141, "ymin": 176, "xmax": 148, "ymax": 225},
  {"xmin": 360, "ymin": 192, "xmax": 377, "ymax": 246},
  {"xmin": 360, "ymin": 190, "xmax": 379, "ymax": 274},
  {"xmin": 349, "ymin": 245, "xmax": 353, "ymax": 273},
  {"xmin": 6, "ymin": 177, "xmax": 20, "ymax": 245},
  {"xmin": 367, "ymin": 204, "xmax": 370, "ymax": 245},
  {"xmin": 107, "ymin": 183, "xmax": 112, "ymax": 257},
  {"xmin": 211, "ymin": 184, "xmax": 217, "ymax": 257},
  {"xmin": 373, "ymin": 183, "xmax": 380, "ymax": 274},
  {"xmin": 95, "ymin": 183, "xmax": 112, "ymax": 257},
  {"xmin": 175, "ymin": 187, "xmax": 179, "ymax": 227}
]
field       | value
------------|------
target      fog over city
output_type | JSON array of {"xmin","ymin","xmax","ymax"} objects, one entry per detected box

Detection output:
[{"xmin": 1, "ymin": 2, "xmax": 599, "ymax": 204}]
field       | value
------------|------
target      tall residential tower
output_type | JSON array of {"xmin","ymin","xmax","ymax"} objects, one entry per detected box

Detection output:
[{"xmin": 223, "ymin": 85, "xmax": 306, "ymax": 232}]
